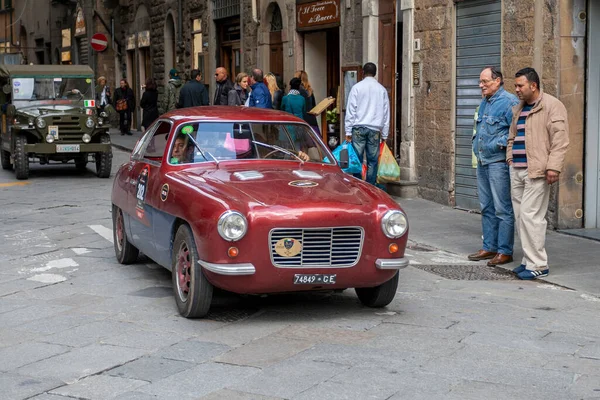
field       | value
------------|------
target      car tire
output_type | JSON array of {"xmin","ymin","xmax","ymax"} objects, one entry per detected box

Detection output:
[
  {"xmin": 172, "ymin": 224, "xmax": 213, "ymax": 318},
  {"xmin": 355, "ymin": 272, "xmax": 399, "ymax": 308},
  {"xmin": 95, "ymin": 134, "xmax": 112, "ymax": 178},
  {"xmin": 112, "ymin": 205, "xmax": 139, "ymax": 264},
  {"xmin": 75, "ymin": 156, "xmax": 87, "ymax": 171},
  {"xmin": 14, "ymin": 134, "xmax": 29, "ymax": 180},
  {"xmin": 0, "ymin": 140, "xmax": 12, "ymax": 170}
]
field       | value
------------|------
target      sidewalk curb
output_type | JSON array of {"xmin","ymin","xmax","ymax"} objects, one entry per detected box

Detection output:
[{"xmin": 111, "ymin": 143, "xmax": 133, "ymax": 153}]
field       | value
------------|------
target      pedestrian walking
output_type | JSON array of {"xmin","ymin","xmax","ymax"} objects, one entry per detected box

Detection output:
[
  {"xmin": 468, "ymin": 67, "xmax": 518, "ymax": 266},
  {"xmin": 248, "ymin": 68, "xmax": 272, "ymax": 109},
  {"xmin": 294, "ymin": 70, "xmax": 320, "ymax": 135},
  {"xmin": 113, "ymin": 79, "xmax": 135, "ymax": 136},
  {"xmin": 507, "ymin": 67, "xmax": 569, "ymax": 280},
  {"xmin": 140, "ymin": 78, "xmax": 159, "ymax": 131},
  {"xmin": 213, "ymin": 67, "xmax": 234, "ymax": 106},
  {"xmin": 280, "ymin": 78, "xmax": 306, "ymax": 119},
  {"xmin": 227, "ymin": 72, "xmax": 249, "ymax": 106},
  {"xmin": 265, "ymin": 72, "xmax": 283, "ymax": 110},
  {"xmin": 95, "ymin": 76, "xmax": 111, "ymax": 113},
  {"xmin": 179, "ymin": 69, "xmax": 209, "ymax": 108},
  {"xmin": 344, "ymin": 62, "xmax": 390, "ymax": 186},
  {"xmin": 160, "ymin": 68, "xmax": 183, "ymax": 114}
]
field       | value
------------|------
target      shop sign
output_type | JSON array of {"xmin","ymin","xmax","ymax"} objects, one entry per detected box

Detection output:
[
  {"xmin": 126, "ymin": 34, "xmax": 136, "ymax": 50},
  {"xmin": 297, "ymin": 0, "xmax": 340, "ymax": 31},
  {"xmin": 138, "ymin": 31, "xmax": 151, "ymax": 48},
  {"xmin": 75, "ymin": 8, "xmax": 86, "ymax": 37}
]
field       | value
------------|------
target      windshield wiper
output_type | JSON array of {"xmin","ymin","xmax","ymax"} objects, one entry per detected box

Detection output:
[
  {"xmin": 184, "ymin": 133, "xmax": 219, "ymax": 165},
  {"xmin": 252, "ymin": 140, "xmax": 305, "ymax": 164}
]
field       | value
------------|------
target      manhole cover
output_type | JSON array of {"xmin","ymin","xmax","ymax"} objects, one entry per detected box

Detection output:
[
  {"xmin": 205, "ymin": 307, "xmax": 260, "ymax": 322},
  {"xmin": 413, "ymin": 264, "xmax": 517, "ymax": 280}
]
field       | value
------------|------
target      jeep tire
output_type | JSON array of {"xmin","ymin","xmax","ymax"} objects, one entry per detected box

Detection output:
[
  {"xmin": 95, "ymin": 134, "xmax": 112, "ymax": 178},
  {"xmin": 14, "ymin": 134, "xmax": 29, "ymax": 180},
  {"xmin": 0, "ymin": 139, "xmax": 11, "ymax": 170}
]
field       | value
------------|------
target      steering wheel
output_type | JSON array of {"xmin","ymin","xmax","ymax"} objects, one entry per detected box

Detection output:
[{"xmin": 263, "ymin": 149, "xmax": 288, "ymax": 159}]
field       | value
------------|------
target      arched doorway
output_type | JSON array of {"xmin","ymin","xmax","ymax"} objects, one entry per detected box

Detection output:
[
  {"xmin": 164, "ymin": 14, "xmax": 176, "ymax": 81},
  {"xmin": 19, "ymin": 26, "xmax": 28, "ymax": 63},
  {"xmin": 267, "ymin": 2, "xmax": 283, "ymax": 81}
]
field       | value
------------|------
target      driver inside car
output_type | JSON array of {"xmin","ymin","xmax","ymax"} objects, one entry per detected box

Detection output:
[{"xmin": 170, "ymin": 135, "xmax": 194, "ymax": 164}]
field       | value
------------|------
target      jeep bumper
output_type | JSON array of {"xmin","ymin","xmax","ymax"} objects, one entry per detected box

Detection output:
[{"xmin": 24, "ymin": 143, "xmax": 112, "ymax": 153}]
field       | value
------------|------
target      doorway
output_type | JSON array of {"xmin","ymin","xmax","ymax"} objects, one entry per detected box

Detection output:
[
  {"xmin": 379, "ymin": 0, "xmax": 396, "ymax": 153},
  {"xmin": 217, "ymin": 18, "xmax": 241, "ymax": 81},
  {"xmin": 268, "ymin": 2, "xmax": 284, "ymax": 80}
]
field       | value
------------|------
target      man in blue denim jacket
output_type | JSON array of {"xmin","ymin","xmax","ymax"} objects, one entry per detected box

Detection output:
[{"xmin": 468, "ymin": 67, "xmax": 519, "ymax": 266}]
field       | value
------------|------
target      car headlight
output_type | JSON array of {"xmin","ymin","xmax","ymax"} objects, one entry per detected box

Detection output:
[
  {"xmin": 381, "ymin": 210, "xmax": 408, "ymax": 238},
  {"xmin": 85, "ymin": 117, "xmax": 95, "ymax": 128},
  {"xmin": 82, "ymin": 133, "xmax": 91, "ymax": 143},
  {"xmin": 217, "ymin": 211, "xmax": 248, "ymax": 241},
  {"xmin": 36, "ymin": 117, "xmax": 47, "ymax": 129},
  {"xmin": 46, "ymin": 134, "xmax": 55, "ymax": 143}
]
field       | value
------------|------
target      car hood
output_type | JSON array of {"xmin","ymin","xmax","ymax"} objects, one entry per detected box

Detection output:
[
  {"xmin": 17, "ymin": 104, "xmax": 84, "ymax": 118},
  {"xmin": 172, "ymin": 164, "xmax": 369, "ymax": 207}
]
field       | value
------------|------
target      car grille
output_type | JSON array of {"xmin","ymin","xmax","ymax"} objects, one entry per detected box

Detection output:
[
  {"xmin": 48, "ymin": 116, "xmax": 84, "ymax": 142},
  {"xmin": 269, "ymin": 227, "xmax": 364, "ymax": 268}
]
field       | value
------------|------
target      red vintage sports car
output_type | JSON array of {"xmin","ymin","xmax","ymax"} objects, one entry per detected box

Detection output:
[{"xmin": 111, "ymin": 107, "xmax": 409, "ymax": 318}]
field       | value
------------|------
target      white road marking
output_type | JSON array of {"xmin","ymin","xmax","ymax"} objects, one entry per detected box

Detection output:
[
  {"xmin": 27, "ymin": 274, "xmax": 67, "ymax": 283},
  {"xmin": 89, "ymin": 225, "xmax": 114, "ymax": 244},
  {"xmin": 71, "ymin": 248, "xmax": 91, "ymax": 255},
  {"xmin": 580, "ymin": 293, "xmax": 600, "ymax": 302}
]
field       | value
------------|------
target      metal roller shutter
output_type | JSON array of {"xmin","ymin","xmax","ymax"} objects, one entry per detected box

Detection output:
[{"xmin": 455, "ymin": 0, "xmax": 501, "ymax": 210}]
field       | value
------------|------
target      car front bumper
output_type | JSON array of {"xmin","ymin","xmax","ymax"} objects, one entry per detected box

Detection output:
[{"xmin": 198, "ymin": 257, "xmax": 409, "ymax": 276}]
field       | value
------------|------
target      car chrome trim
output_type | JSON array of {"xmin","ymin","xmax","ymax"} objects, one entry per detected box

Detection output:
[
  {"xmin": 269, "ymin": 226, "xmax": 365, "ymax": 269},
  {"xmin": 375, "ymin": 258, "xmax": 409, "ymax": 269},
  {"xmin": 233, "ymin": 171, "xmax": 264, "ymax": 180},
  {"xmin": 292, "ymin": 170, "xmax": 322, "ymax": 179},
  {"xmin": 198, "ymin": 260, "xmax": 256, "ymax": 275}
]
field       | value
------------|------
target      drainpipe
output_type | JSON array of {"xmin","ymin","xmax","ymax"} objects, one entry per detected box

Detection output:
[{"xmin": 178, "ymin": 0, "xmax": 183, "ymax": 49}]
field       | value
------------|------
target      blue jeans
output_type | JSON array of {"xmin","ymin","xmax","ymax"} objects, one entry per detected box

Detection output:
[
  {"xmin": 351, "ymin": 126, "xmax": 380, "ymax": 185},
  {"xmin": 477, "ymin": 161, "xmax": 514, "ymax": 255}
]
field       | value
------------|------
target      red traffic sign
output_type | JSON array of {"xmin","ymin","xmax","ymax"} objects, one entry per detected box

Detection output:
[{"xmin": 90, "ymin": 33, "xmax": 108, "ymax": 52}]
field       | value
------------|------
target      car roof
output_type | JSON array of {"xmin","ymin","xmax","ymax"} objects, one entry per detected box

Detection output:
[
  {"xmin": 163, "ymin": 106, "xmax": 309, "ymax": 124},
  {"xmin": 0, "ymin": 64, "xmax": 94, "ymax": 78}
]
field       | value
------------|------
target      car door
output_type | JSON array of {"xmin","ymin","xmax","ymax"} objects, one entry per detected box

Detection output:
[{"xmin": 127, "ymin": 120, "xmax": 172, "ymax": 262}]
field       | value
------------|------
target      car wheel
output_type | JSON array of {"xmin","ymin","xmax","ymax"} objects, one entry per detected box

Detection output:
[
  {"xmin": 172, "ymin": 224, "xmax": 213, "ymax": 318},
  {"xmin": 95, "ymin": 134, "xmax": 112, "ymax": 178},
  {"xmin": 75, "ymin": 156, "xmax": 87, "ymax": 171},
  {"xmin": 0, "ymin": 140, "xmax": 12, "ymax": 170},
  {"xmin": 14, "ymin": 134, "xmax": 29, "ymax": 180},
  {"xmin": 355, "ymin": 272, "xmax": 399, "ymax": 308},
  {"xmin": 112, "ymin": 205, "xmax": 139, "ymax": 264}
]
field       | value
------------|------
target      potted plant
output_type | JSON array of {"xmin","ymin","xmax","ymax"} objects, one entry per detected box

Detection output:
[{"xmin": 326, "ymin": 107, "xmax": 339, "ymax": 133}]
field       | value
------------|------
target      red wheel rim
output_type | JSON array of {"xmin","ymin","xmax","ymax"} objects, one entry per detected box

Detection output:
[
  {"xmin": 116, "ymin": 211, "xmax": 124, "ymax": 252},
  {"xmin": 176, "ymin": 242, "xmax": 191, "ymax": 302}
]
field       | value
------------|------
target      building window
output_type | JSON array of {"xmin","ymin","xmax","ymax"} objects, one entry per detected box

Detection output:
[
  {"xmin": 192, "ymin": 18, "xmax": 205, "ymax": 82},
  {"xmin": 61, "ymin": 28, "xmax": 72, "ymax": 64}
]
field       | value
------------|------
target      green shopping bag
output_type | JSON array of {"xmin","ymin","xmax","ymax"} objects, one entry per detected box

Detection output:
[{"xmin": 377, "ymin": 142, "xmax": 400, "ymax": 183}]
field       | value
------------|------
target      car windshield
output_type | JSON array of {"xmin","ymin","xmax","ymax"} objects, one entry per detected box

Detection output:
[
  {"xmin": 168, "ymin": 122, "xmax": 335, "ymax": 165},
  {"xmin": 12, "ymin": 77, "xmax": 93, "ymax": 101}
]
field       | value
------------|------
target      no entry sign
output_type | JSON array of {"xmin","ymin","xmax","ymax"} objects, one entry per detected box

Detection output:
[{"xmin": 90, "ymin": 33, "xmax": 108, "ymax": 52}]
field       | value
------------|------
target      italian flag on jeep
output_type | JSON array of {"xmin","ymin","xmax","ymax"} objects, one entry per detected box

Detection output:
[{"xmin": 83, "ymin": 100, "xmax": 95, "ymax": 107}]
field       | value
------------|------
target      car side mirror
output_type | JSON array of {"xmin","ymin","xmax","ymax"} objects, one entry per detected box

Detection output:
[
  {"xmin": 339, "ymin": 147, "xmax": 349, "ymax": 169},
  {"xmin": 6, "ymin": 104, "xmax": 16, "ymax": 118}
]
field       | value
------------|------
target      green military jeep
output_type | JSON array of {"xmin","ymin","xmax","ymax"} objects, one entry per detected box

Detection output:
[{"xmin": 0, "ymin": 65, "xmax": 112, "ymax": 180}]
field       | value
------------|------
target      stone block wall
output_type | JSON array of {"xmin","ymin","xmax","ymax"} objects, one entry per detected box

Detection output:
[
  {"xmin": 413, "ymin": 0, "xmax": 454, "ymax": 205},
  {"xmin": 341, "ymin": 0, "xmax": 364, "ymax": 66}
]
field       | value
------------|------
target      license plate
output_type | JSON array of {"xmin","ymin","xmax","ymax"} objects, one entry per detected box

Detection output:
[
  {"xmin": 56, "ymin": 144, "xmax": 80, "ymax": 153},
  {"xmin": 293, "ymin": 274, "xmax": 337, "ymax": 285}
]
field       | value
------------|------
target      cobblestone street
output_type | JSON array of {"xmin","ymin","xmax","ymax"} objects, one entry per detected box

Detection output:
[{"xmin": 0, "ymin": 149, "xmax": 599, "ymax": 399}]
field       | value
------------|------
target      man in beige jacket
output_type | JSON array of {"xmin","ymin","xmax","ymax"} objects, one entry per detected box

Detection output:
[{"xmin": 507, "ymin": 67, "xmax": 569, "ymax": 280}]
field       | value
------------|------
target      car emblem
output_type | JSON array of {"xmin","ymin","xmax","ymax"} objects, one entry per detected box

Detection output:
[
  {"xmin": 288, "ymin": 180, "xmax": 318, "ymax": 188},
  {"xmin": 274, "ymin": 238, "xmax": 302, "ymax": 257},
  {"xmin": 160, "ymin": 183, "xmax": 169, "ymax": 202}
]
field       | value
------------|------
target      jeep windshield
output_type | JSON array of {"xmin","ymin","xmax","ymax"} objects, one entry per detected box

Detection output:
[{"xmin": 12, "ymin": 77, "xmax": 93, "ymax": 102}]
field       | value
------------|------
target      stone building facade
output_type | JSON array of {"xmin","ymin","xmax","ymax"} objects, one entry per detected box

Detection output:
[{"xmin": 411, "ymin": 0, "xmax": 590, "ymax": 231}]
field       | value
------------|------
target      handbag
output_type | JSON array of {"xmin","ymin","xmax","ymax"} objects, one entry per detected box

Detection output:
[
  {"xmin": 116, "ymin": 98, "xmax": 128, "ymax": 111},
  {"xmin": 330, "ymin": 144, "xmax": 362, "ymax": 175}
]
